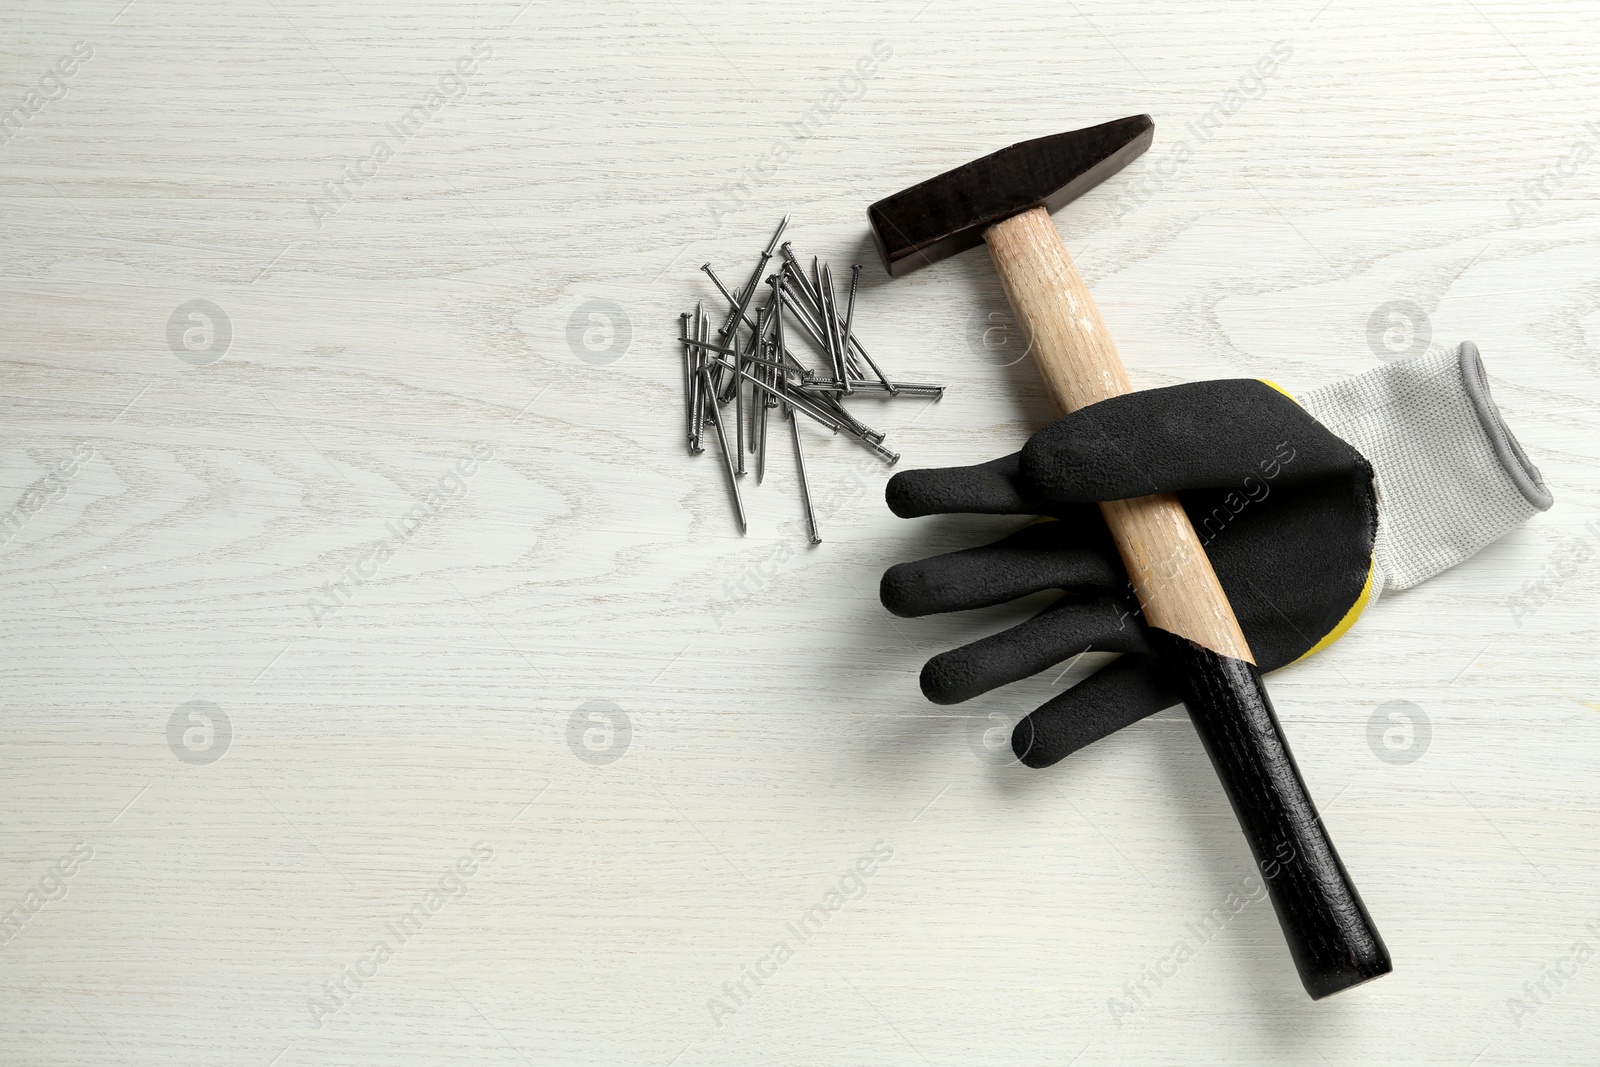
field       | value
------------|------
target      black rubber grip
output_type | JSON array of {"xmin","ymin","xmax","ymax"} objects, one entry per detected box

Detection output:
[{"xmin": 1148, "ymin": 628, "xmax": 1392, "ymax": 999}]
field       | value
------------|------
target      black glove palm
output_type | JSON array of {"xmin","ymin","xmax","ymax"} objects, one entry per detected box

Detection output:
[{"xmin": 880, "ymin": 379, "xmax": 1377, "ymax": 768}]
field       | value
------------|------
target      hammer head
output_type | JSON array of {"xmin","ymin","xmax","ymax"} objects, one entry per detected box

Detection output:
[{"xmin": 868, "ymin": 115, "xmax": 1154, "ymax": 278}]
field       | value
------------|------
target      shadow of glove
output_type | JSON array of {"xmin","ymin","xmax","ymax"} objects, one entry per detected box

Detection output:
[{"xmin": 881, "ymin": 344, "xmax": 1552, "ymax": 769}]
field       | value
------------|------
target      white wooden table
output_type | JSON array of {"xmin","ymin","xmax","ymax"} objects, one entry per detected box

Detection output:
[{"xmin": 3, "ymin": 1, "xmax": 1599, "ymax": 1063}]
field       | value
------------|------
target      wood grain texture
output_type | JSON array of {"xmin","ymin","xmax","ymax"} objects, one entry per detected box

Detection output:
[
  {"xmin": 2, "ymin": 1, "xmax": 1600, "ymax": 1065},
  {"xmin": 986, "ymin": 205, "xmax": 1254, "ymax": 661}
]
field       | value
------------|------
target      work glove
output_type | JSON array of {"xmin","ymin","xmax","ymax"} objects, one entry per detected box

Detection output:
[{"xmin": 880, "ymin": 343, "xmax": 1553, "ymax": 768}]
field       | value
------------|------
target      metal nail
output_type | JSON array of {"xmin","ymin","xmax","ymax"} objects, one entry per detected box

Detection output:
[
  {"xmin": 772, "ymin": 275, "xmax": 808, "ymax": 384},
  {"xmin": 789, "ymin": 409, "xmax": 822, "ymax": 544},
  {"xmin": 796, "ymin": 379, "xmax": 944, "ymax": 398},
  {"xmin": 701, "ymin": 262, "xmax": 751, "ymax": 403},
  {"xmin": 811, "ymin": 255, "xmax": 831, "ymax": 372},
  {"xmin": 777, "ymin": 242, "xmax": 802, "ymax": 286},
  {"xmin": 756, "ymin": 340, "xmax": 771, "ymax": 483},
  {"xmin": 826, "ymin": 263, "xmax": 851, "ymax": 366},
  {"xmin": 778, "ymin": 243, "xmax": 824, "ymax": 310},
  {"xmin": 762, "ymin": 214, "xmax": 791, "ymax": 258},
  {"xmin": 694, "ymin": 278, "xmax": 736, "ymax": 403},
  {"xmin": 749, "ymin": 307, "xmax": 766, "ymax": 455},
  {"xmin": 688, "ymin": 305, "xmax": 704, "ymax": 453},
  {"xmin": 814, "ymin": 261, "xmax": 838, "ymax": 380},
  {"xmin": 764, "ymin": 283, "xmax": 784, "ymax": 409},
  {"xmin": 681, "ymin": 335, "xmax": 743, "ymax": 360},
  {"xmin": 865, "ymin": 439, "xmax": 900, "ymax": 465},
  {"xmin": 681, "ymin": 312, "xmax": 697, "ymax": 452},
  {"xmin": 702, "ymin": 263, "xmax": 761, "ymax": 335},
  {"xmin": 695, "ymin": 305, "xmax": 714, "ymax": 453},
  {"xmin": 735, "ymin": 302, "xmax": 758, "ymax": 477},
  {"xmin": 841, "ymin": 263, "xmax": 894, "ymax": 395},
  {"xmin": 820, "ymin": 263, "xmax": 853, "ymax": 395},
  {"xmin": 839, "ymin": 265, "xmax": 860, "ymax": 358},
  {"xmin": 697, "ymin": 360, "xmax": 746, "ymax": 535},
  {"xmin": 714, "ymin": 214, "xmax": 789, "ymax": 341}
]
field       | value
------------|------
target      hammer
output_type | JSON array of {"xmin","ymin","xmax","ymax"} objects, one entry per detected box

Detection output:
[{"xmin": 868, "ymin": 116, "xmax": 1391, "ymax": 999}]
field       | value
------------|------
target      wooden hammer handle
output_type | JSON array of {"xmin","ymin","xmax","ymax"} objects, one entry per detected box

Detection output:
[
  {"xmin": 983, "ymin": 206, "xmax": 1391, "ymax": 999},
  {"xmin": 984, "ymin": 206, "xmax": 1249, "ymax": 660}
]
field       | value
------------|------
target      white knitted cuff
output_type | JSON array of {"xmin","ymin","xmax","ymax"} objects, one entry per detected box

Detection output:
[{"xmin": 1297, "ymin": 343, "xmax": 1552, "ymax": 594}]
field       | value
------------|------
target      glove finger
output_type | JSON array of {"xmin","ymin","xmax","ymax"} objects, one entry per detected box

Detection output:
[
  {"xmin": 886, "ymin": 453, "xmax": 1039, "ymax": 517},
  {"xmin": 1018, "ymin": 379, "xmax": 1366, "ymax": 503},
  {"xmin": 881, "ymin": 518, "xmax": 1120, "ymax": 618},
  {"xmin": 1010, "ymin": 654, "xmax": 1180, "ymax": 768},
  {"xmin": 920, "ymin": 595, "xmax": 1149, "ymax": 705}
]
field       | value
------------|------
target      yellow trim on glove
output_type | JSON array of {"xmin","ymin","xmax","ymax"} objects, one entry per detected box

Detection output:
[{"xmin": 1260, "ymin": 378, "xmax": 1297, "ymax": 403}]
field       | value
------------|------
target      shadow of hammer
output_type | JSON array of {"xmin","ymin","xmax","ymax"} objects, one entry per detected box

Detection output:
[{"xmin": 867, "ymin": 115, "xmax": 1391, "ymax": 1000}]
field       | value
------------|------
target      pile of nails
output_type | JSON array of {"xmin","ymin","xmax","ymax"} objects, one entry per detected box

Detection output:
[{"xmin": 679, "ymin": 216, "xmax": 945, "ymax": 541}]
